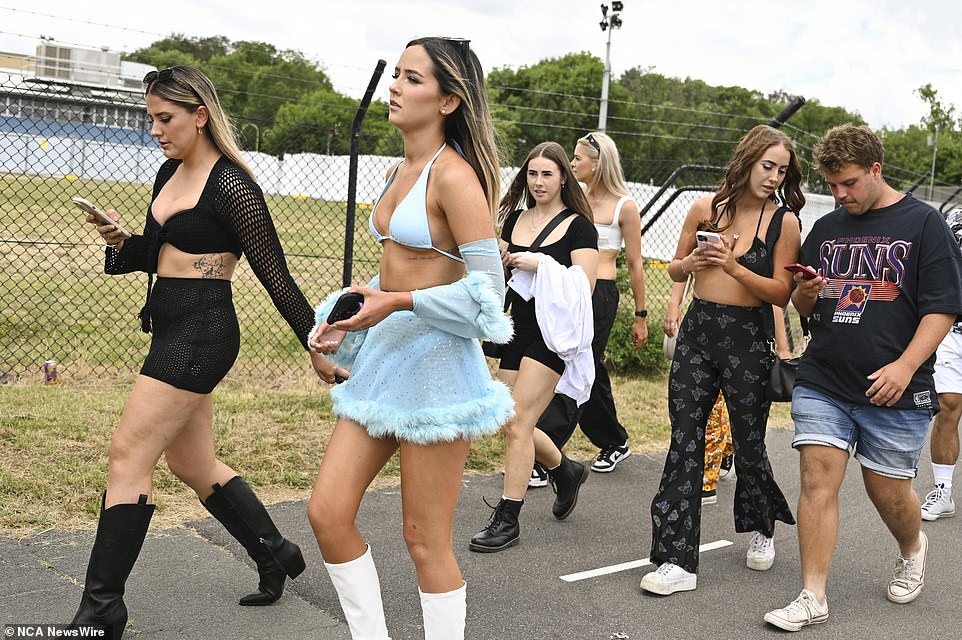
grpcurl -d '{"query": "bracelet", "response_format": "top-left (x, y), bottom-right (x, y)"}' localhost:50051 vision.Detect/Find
top-left (634, 309), bottom-right (648, 318)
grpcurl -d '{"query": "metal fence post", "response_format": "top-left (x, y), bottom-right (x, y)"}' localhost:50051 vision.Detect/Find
top-left (343, 60), bottom-right (386, 288)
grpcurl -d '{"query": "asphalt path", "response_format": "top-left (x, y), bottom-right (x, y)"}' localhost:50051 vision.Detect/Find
top-left (3, 428), bottom-right (961, 639)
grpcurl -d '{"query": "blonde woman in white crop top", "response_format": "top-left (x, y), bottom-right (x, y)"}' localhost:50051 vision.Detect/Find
top-left (534, 131), bottom-right (647, 473)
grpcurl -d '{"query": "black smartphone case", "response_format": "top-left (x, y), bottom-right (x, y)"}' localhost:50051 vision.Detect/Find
top-left (326, 292), bottom-right (364, 324)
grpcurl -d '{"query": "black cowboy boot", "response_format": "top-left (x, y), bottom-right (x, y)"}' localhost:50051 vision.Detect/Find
top-left (468, 497), bottom-right (523, 553)
top-left (69, 493), bottom-right (155, 640)
top-left (201, 476), bottom-right (305, 606)
top-left (547, 456), bottom-right (588, 520)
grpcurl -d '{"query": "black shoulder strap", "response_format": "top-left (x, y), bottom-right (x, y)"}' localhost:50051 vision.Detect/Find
top-left (530, 209), bottom-right (575, 250)
top-left (501, 210), bottom-right (575, 311)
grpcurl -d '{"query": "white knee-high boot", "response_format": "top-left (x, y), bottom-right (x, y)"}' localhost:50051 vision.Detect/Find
top-left (324, 545), bottom-right (391, 640)
top-left (419, 581), bottom-right (466, 640)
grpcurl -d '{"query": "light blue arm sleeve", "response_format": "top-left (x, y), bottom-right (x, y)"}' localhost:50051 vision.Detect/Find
top-left (307, 274), bottom-right (380, 369)
top-left (410, 238), bottom-right (513, 343)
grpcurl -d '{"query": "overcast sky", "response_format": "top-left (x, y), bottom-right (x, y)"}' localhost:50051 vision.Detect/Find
top-left (1, 1), bottom-right (960, 131)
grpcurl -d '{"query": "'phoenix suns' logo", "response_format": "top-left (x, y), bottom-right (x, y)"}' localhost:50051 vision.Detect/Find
top-left (833, 283), bottom-right (871, 324)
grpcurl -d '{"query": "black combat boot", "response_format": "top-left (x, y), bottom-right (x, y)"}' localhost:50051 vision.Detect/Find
top-left (468, 498), bottom-right (523, 553)
top-left (547, 456), bottom-right (588, 520)
top-left (201, 476), bottom-right (306, 606)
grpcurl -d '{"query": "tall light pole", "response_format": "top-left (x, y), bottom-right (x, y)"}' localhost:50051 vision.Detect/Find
top-left (598, 2), bottom-right (623, 132)
top-left (928, 124), bottom-right (940, 201)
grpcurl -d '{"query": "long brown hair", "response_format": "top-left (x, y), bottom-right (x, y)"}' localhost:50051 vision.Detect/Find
top-left (144, 65), bottom-right (255, 180)
top-left (705, 125), bottom-right (805, 232)
top-left (406, 37), bottom-right (501, 224)
top-left (499, 141), bottom-right (593, 223)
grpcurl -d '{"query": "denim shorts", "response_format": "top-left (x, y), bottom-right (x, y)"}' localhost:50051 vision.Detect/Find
top-left (791, 385), bottom-right (934, 479)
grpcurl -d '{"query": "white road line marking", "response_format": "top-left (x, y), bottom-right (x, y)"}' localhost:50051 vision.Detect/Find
top-left (559, 539), bottom-right (734, 582)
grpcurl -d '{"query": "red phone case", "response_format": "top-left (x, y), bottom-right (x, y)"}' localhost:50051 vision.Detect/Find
top-left (785, 263), bottom-right (820, 279)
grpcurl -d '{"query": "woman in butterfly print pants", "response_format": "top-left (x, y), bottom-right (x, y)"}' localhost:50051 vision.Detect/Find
top-left (641, 125), bottom-right (802, 595)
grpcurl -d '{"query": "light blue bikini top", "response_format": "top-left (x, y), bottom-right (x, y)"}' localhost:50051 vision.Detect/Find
top-left (369, 144), bottom-right (464, 263)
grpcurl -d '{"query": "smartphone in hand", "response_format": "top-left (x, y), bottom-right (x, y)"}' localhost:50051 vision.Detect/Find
top-left (72, 197), bottom-right (132, 238)
top-left (313, 292), bottom-right (365, 356)
top-left (784, 263), bottom-right (821, 280)
top-left (696, 230), bottom-right (723, 248)
top-left (326, 292), bottom-right (364, 324)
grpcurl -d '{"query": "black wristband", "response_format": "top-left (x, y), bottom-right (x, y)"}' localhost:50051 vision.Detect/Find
top-left (634, 309), bottom-right (648, 318)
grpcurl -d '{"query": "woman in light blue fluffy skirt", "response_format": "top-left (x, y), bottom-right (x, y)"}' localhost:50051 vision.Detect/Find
top-left (305, 37), bottom-right (513, 640)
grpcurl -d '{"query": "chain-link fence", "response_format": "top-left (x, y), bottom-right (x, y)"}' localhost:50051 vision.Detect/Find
top-left (0, 72), bottom-right (408, 382)
top-left (0, 71), bottom-right (841, 382)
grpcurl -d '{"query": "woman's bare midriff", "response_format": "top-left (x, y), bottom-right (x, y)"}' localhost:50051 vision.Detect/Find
top-left (377, 241), bottom-right (464, 292)
top-left (693, 266), bottom-right (764, 308)
top-left (597, 249), bottom-right (619, 281)
top-left (156, 244), bottom-right (238, 280)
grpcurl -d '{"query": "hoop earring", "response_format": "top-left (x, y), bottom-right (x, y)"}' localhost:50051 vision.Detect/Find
top-left (197, 127), bottom-right (204, 136)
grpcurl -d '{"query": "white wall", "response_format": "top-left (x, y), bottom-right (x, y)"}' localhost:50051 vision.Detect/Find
top-left (3, 131), bottom-right (845, 261)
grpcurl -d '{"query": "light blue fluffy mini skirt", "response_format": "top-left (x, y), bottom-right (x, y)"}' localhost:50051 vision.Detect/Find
top-left (329, 310), bottom-right (514, 445)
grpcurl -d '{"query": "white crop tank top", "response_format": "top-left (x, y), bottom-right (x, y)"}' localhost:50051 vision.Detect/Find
top-left (595, 195), bottom-right (632, 251)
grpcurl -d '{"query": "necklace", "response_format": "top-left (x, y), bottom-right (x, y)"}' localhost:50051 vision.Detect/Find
top-left (527, 209), bottom-right (552, 232)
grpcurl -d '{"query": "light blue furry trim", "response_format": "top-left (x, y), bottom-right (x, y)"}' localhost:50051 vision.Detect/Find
top-left (330, 378), bottom-right (514, 446)
top-left (308, 287), bottom-right (371, 370)
top-left (463, 271), bottom-right (514, 344)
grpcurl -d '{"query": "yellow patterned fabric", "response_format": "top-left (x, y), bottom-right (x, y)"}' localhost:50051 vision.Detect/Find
top-left (702, 392), bottom-right (734, 492)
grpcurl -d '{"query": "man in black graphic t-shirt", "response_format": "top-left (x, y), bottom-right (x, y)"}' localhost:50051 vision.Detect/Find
top-left (764, 125), bottom-right (962, 632)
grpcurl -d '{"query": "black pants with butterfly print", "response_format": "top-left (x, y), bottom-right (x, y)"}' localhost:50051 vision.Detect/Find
top-left (649, 298), bottom-right (795, 574)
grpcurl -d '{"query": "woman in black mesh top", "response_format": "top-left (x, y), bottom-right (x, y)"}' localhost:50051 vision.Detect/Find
top-left (69, 66), bottom-right (327, 636)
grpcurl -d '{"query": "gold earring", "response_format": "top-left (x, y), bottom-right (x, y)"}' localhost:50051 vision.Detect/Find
top-left (197, 127), bottom-right (203, 136)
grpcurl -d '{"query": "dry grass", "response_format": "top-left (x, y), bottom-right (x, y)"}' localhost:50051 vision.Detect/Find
top-left (0, 365), bottom-right (794, 536)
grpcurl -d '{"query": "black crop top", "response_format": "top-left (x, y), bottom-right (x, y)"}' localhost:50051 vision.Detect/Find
top-left (734, 205), bottom-right (798, 278)
top-left (501, 208), bottom-right (598, 328)
top-left (104, 157), bottom-right (315, 349)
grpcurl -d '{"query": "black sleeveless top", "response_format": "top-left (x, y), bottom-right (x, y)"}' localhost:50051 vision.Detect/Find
top-left (104, 157), bottom-right (314, 348)
top-left (501, 208), bottom-right (598, 328)
top-left (734, 204), bottom-right (798, 278)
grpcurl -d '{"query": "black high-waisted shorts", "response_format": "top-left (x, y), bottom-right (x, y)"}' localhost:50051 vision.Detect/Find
top-left (140, 277), bottom-right (240, 394)
top-left (498, 321), bottom-right (565, 375)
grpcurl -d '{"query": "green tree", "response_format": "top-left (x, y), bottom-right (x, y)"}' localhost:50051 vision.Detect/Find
top-left (263, 91), bottom-right (398, 157)
top-left (488, 52), bottom-right (603, 164)
top-left (125, 35), bottom-right (333, 150)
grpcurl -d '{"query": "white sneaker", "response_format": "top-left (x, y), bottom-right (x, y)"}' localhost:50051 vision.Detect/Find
top-left (591, 441), bottom-right (631, 473)
top-left (528, 463), bottom-right (548, 488)
top-left (764, 589), bottom-right (829, 631)
top-left (747, 531), bottom-right (775, 571)
top-left (921, 483), bottom-right (955, 521)
top-left (887, 531), bottom-right (928, 604)
top-left (639, 562), bottom-right (697, 595)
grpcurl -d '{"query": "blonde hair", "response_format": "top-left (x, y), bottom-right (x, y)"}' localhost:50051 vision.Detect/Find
top-left (144, 66), bottom-right (255, 181)
top-left (576, 132), bottom-right (629, 197)
top-left (406, 37), bottom-right (501, 223)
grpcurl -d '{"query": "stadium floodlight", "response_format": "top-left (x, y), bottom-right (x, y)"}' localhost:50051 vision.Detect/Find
top-left (597, 2), bottom-right (624, 131)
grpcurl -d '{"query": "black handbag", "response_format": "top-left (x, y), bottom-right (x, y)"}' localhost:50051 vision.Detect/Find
top-left (766, 355), bottom-right (799, 403)
top-left (481, 209), bottom-right (574, 359)
top-left (765, 313), bottom-right (810, 403)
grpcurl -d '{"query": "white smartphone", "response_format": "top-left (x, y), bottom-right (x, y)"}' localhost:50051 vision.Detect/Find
top-left (71, 197), bottom-right (132, 238)
top-left (695, 230), bottom-right (723, 248)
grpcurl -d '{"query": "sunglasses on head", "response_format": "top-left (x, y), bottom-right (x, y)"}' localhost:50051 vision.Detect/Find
top-left (586, 133), bottom-right (601, 152)
top-left (439, 37), bottom-right (471, 55)
top-left (143, 68), bottom-right (175, 84)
